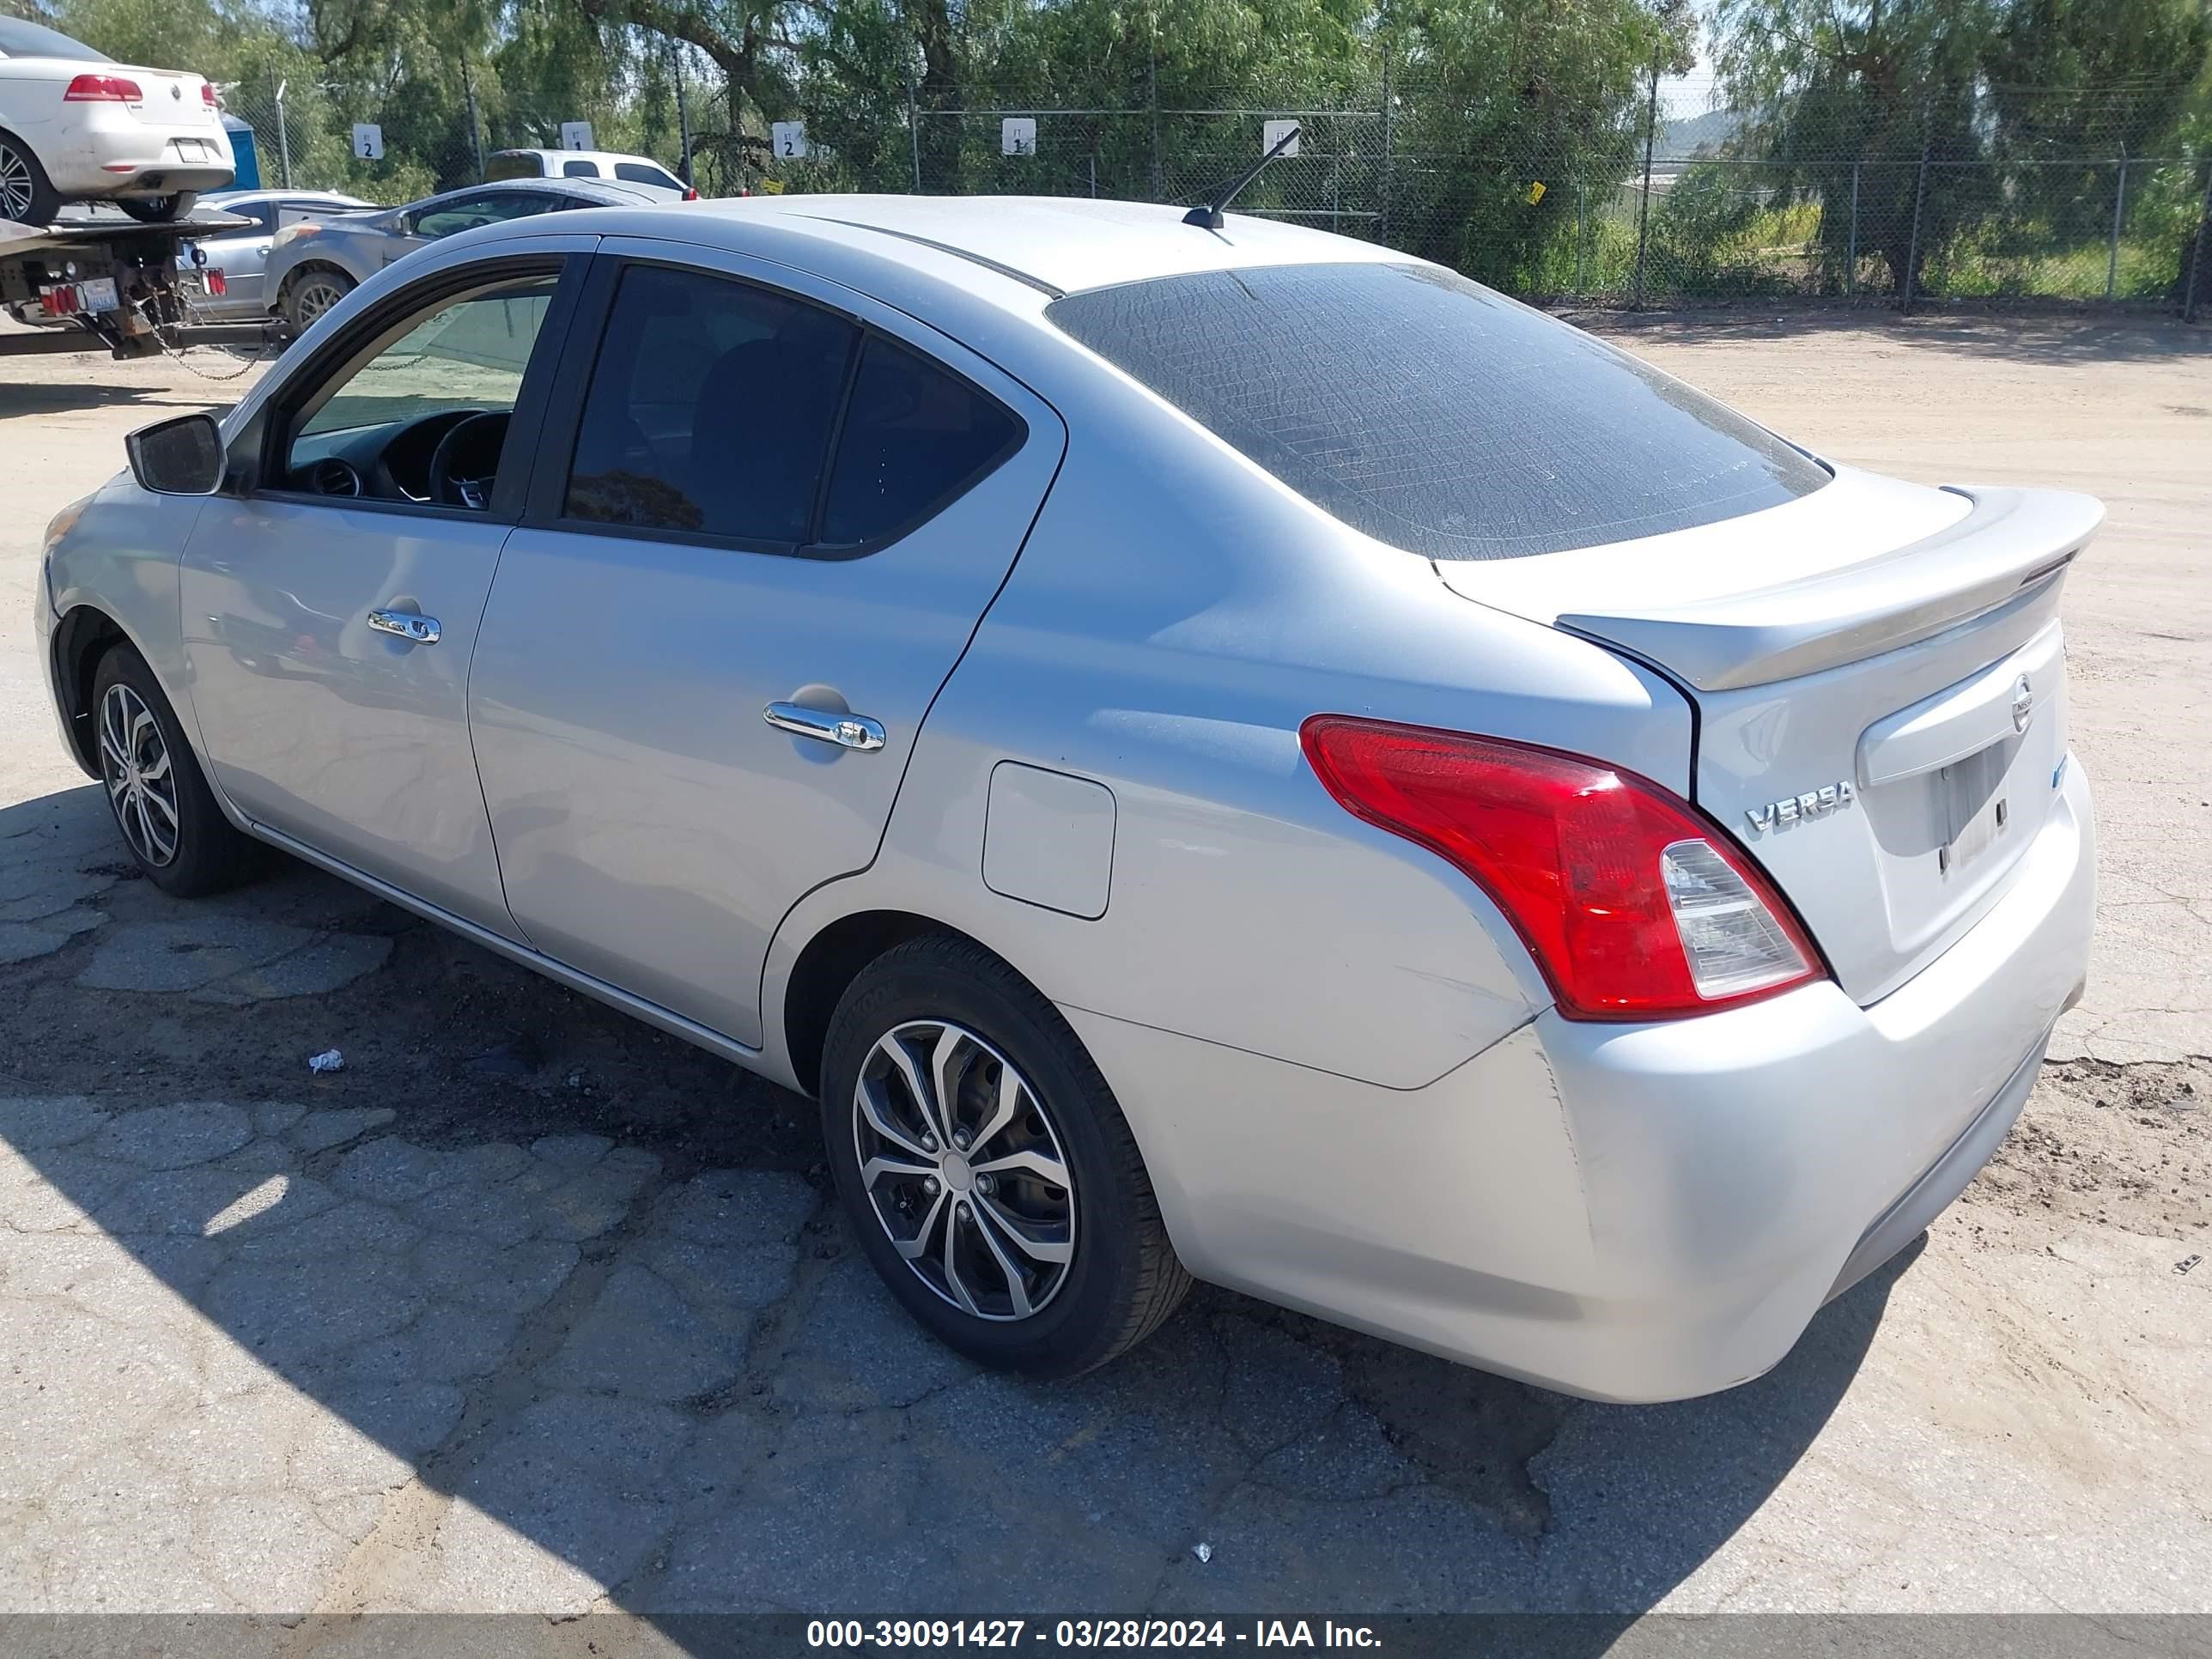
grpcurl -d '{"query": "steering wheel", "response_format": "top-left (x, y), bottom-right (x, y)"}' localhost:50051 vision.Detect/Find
top-left (428, 410), bottom-right (511, 510)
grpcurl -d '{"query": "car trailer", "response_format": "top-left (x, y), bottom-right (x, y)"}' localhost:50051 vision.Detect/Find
top-left (0, 211), bottom-right (280, 359)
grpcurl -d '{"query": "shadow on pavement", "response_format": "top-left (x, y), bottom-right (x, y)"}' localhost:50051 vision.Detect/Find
top-left (0, 782), bottom-right (1897, 1627)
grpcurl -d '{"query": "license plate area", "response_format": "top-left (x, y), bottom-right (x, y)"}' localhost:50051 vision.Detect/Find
top-left (1934, 743), bottom-right (2010, 878)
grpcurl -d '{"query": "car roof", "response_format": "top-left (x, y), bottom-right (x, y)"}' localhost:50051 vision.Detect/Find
top-left (413, 176), bottom-right (673, 210)
top-left (462, 193), bottom-right (1407, 301)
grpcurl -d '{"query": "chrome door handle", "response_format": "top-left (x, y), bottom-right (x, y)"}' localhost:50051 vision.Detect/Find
top-left (764, 702), bottom-right (886, 751)
top-left (367, 609), bottom-right (441, 644)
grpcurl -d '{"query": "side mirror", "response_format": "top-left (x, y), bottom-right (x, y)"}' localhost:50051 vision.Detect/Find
top-left (125, 412), bottom-right (226, 496)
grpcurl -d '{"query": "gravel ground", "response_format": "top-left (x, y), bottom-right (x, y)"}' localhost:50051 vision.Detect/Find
top-left (0, 311), bottom-right (2207, 1642)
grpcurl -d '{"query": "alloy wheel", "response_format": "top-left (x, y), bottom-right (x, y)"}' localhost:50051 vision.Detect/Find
top-left (852, 1019), bottom-right (1077, 1321)
top-left (99, 683), bottom-right (181, 868)
top-left (293, 277), bottom-right (346, 328)
top-left (0, 144), bottom-right (33, 222)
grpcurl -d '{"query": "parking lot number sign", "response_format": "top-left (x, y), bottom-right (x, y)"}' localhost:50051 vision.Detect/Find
top-left (772, 121), bottom-right (807, 161)
top-left (350, 123), bottom-right (384, 161)
top-left (561, 121), bottom-right (594, 151)
top-left (1262, 119), bottom-right (1302, 158)
top-left (1002, 118), bottom-right (1037, 156)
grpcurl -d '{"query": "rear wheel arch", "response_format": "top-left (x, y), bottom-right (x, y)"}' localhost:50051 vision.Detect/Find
top-left (781, 908), bottom-right (963, 1098)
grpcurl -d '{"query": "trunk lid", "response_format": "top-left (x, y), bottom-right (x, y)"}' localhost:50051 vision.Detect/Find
top-left (109, 65), bottom-right (219, 129)
top-left (1434, 467), bottom-right (2101, 1004)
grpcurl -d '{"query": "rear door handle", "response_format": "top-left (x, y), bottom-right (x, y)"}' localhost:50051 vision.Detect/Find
top-left (764, 702), bottom-right (885, 751)
top-left (368, 609), bottom-right (441, 644)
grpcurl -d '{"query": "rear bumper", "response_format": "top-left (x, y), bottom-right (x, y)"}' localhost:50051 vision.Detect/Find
top-left (41, 111), bottom-right (234, 198)
top-left (1071, 755), bottom-right (2095, 1403)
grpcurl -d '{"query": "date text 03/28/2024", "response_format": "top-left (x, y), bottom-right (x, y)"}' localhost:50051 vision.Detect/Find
top-left (805, 1620), bottom-right (1384, 1649)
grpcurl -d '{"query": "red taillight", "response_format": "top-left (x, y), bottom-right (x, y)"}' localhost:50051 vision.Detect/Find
top-left (206, 270), bottom-right (227, 295)
top-left (64, 73), bottom-right (144, 102)
top-left (201, 82), bottom-right (218, 107)
top-left (684, 186), bottom-right (700, 201)
top-left (1299, 715), bottom-right (1824, 1021)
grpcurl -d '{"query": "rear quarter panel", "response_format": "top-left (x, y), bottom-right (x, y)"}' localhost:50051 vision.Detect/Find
top-left (766, 357), bottom-right (1695, 1091)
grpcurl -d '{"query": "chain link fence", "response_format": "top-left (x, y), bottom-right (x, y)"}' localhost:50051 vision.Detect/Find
top-left (210, 64), bottom-right (2212, 318)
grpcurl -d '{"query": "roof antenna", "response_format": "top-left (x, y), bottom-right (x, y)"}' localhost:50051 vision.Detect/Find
top-left (1182, 124), bottom-right (1300, 231)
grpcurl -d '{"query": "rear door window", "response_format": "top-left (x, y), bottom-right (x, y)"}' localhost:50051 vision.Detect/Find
top-left (563, 264), bottom-right (858, 544)
top-left (1046, 262), bottom-right (1827, 561)
top-left (562, 158), bottom-right (600, 179)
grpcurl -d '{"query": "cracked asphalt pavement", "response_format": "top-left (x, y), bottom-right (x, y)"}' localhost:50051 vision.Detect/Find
top-left (1, 315), bottom-right (2208, 1632)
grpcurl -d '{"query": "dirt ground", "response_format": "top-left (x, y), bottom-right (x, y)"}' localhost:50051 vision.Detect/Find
top-left (0, 309), bottom-right (2208, 1638)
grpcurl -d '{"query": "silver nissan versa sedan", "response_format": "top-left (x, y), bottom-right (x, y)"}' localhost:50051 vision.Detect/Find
top-left (34, 197), bottom-right (2099, 1401)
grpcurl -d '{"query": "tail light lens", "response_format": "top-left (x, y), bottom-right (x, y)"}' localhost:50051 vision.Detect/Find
top-left (64, 73), bottom-right (144, 102)
top-left (1299, 716), bottom-right (1824, 1021)
top-left (683, 186), bottom-right (700, 201)
top-left (201, 82), bottom-right (218, 107)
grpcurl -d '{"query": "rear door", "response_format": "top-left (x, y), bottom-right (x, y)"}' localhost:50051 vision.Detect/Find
top-left (468, 240), bottom-right (1066, 1048)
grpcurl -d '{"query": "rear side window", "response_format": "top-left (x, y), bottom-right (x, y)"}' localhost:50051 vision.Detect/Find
top-left (565, 264), bottom-right (859, 544)
top-left (1046, 262), bottom-right (1826, 561)
top-left (615, 162), bottom-right (684, 191)
top-left (819, 336), bottom-right (1022, 546)
top-left (562, 158), bottom-right (600, 179)
top-left (562, 263), bottom-right (1024, 552)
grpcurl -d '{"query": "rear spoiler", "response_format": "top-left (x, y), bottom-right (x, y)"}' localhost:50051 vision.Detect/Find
top-left (1557, 486), bottom-right (2103, 692)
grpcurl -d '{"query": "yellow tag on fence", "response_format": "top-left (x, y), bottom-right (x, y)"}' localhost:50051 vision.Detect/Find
top-left (759, 178), bottom-right (786, 195)
top-left (1525, 180), bottom-right (1547, 205)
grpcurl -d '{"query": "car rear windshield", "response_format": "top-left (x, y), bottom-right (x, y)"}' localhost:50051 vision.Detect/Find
top-left (1045, 261), bottom-right (1828, 561)
top-left (0, 15), bottom-right (106, 58)
top-left (485, 153), bottom-right (549, 180)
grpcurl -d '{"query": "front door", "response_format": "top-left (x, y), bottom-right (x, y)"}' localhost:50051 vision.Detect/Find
top-left (468, 241), bottom-right (1065, 1047)
top-left (180, 245), bottom-right (587, 937)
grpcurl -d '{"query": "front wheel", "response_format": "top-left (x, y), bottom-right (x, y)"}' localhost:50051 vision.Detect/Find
top-left (118, 191), bottom-right (198, 224)
top-left (819, 935), bottom-right (1192, 1378)
top-left (92, 644), bottom-right (261, 897)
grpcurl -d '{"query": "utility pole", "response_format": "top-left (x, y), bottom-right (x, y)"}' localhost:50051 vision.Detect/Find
top-left (275, 76), bottom-right (293, 189)
top-left (459, 52), bottom-right (486, 181)
top-left (672, 38), bottom-right (694, 186)
top-left (1903, 94), bottom-right (1933, 311)
top-left (1631, 54), bottom-right (1659, 307)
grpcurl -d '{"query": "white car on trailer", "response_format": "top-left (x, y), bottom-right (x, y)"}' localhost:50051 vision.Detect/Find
top-left (0, 15), bottom-right (232, 226)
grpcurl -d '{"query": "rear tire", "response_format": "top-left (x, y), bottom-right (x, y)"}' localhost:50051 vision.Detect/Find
top-left (283, 264), bottom-right (355, 334)
top-left (0, 130), bottom-right (60, 226)
top-left (118, 191), bottom-right (198, 224)
top-left (819, 934), bottom-right (1192, 1378)
top-left (91, 643), bottom-right (261, 898)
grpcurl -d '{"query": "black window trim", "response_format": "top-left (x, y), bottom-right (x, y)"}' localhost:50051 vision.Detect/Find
top-left (243, 251), bottom-right (587, 526)
top-left (524, 252), bottom-right (1029, 563)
